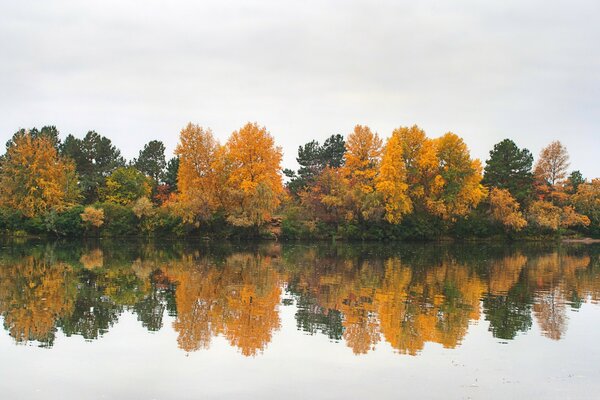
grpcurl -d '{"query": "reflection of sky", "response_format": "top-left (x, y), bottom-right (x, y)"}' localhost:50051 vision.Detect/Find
top-left (1, 0), bottom-right (599, 177)
top-left (1, 302), bottom-right (599, 399)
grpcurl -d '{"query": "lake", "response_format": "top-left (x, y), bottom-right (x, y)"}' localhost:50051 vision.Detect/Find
top-left (0, 240), bottom-right (599, 399)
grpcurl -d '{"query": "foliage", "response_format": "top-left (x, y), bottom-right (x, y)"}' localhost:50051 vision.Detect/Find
top-left (483, 139), bottom-right (534, 204)
top-left (133, 140), bottom-right (166, 183)
top-left (60, 131), bottom-right (126, 203)
top-left (534, 140), bottom-right (570, 187)
top-left (100, 167), bottom-right (151, 205)
top-left (488, 188), bottom-right (527, 232)
top-left (0, 131), bottom-right (79, 217)
top-left (224, 122), bottom-right (283, 227)
top-left (81, 206), bottom-right (105, 228)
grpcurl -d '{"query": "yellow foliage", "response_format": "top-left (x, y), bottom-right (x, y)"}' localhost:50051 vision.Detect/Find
top-left (0, 132), bottom-right (79, 217)
top-left (488, 188), bottom-right (527, 231)
top-left (427, 132), bottom-right (486, 220)
top-left (174, 123), bottom-right (221, 222)
top-left (224, 122), bottom-right (283, 227)
top-left (376, 132), bottom-right (411, 223)
top-left (81, 206), bottom-right (104, 228)
top-left (527, 200), bottom-right (561, 231)
top-left (343, 125), bottom-right (382, 193)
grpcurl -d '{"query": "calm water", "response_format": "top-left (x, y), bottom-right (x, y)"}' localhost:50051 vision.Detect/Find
top-left (1, 240), bottom-right (599, 399)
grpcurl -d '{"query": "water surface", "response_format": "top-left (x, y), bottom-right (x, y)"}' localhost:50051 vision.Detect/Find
top-left (1, 240), bottom-right (599, 399)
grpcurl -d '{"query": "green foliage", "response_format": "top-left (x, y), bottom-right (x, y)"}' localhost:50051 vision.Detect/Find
top-left (100, 167), bottom-right (151, 205)
top-left (60, 131), bottom-right (126, 203)
top-left (286, 134), bottom-right (346, 195)
top-left (163, 157), bottom-right (179, 191)
top-left (483, 139), bottom-right (534, 204)
top-left (98, 202), bottom-right (138, 236)
top-left (133, 140), bottom-right (166, 183)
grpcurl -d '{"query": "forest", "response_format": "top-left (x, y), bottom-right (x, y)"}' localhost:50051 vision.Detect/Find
top-left (0, 123), bottom-right (598, 240)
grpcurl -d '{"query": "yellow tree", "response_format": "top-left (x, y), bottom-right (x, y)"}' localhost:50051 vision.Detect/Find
top-left (0, 131), bottom-right (79, 217)
top-left (376, 133), bottom-right (411, 223)
top-left (344, 125), bottom-right (382, 193)
top-left (224, 122), bottom-right (283, 228)
top-left (343, 125), bottom-right (383, 221)
top-left (174, 123), bottom-right (221, 222)
top-left (488, 188), bottom-right (527, 232)
top-left (376, 125), bottom-right (438, 223)
top-left (534, 140), bottom-right (570, 186)
top-left (427, 132), bottom-right (486, 220)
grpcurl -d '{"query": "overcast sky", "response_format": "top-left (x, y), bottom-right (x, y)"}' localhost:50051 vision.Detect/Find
top-left (1, 0), bottom-right (599, 176)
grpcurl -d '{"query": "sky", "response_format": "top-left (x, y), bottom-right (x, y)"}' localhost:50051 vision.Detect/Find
top-left (1, 0), bottom-right (599, 177)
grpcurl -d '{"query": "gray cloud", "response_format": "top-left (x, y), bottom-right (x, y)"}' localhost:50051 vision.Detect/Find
top-left (1, 0), bottom-right (599, 176)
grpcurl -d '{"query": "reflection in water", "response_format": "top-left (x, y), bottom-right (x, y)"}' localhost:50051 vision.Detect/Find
top-left (0, 241), bottom-right (599, 356)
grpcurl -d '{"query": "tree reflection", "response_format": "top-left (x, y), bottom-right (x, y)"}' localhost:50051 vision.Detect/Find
top-left (0, 241), bottom-right (599, 356)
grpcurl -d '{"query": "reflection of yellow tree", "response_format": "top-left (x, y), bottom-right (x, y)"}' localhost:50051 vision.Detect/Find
top-left (0, 257), bottom-right (75, 344)
top-left (165, 251), bottom-right (281, 356)
top-left (528, 253), bottom-right (591, 340)
top-left (80, 249), bottom-right (104, 269)
top-left (488, 254), bottom-right (528, 295)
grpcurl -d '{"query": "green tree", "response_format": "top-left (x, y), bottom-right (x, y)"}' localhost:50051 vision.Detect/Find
top-left (483, 139), bottom-right (534, 204)
top-left (321, 134), bottom-right (346, 168)
top-left (100, 167), bottom-right (151, 205)
top-left (285, 135), bottom-right (346, 196)
top-left (566, 170), bottom-right (585, 194)
top-left (60, 131), bottom-right (126, 203)
top-left (163, 157), bottom-right (179, 192)
top-left (133, 140), bottom-right (166, 183)
top-left (5, 126), bottom-right (61, 150)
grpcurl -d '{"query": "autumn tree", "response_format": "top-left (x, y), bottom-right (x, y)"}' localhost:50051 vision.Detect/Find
top-left (376, 132), bottom-right (411, 223)
top-left (343, 125), bottom-right (382, 193)
top-left (342, 125), bottom-right (383, 221)
top-left (224, 122), bottom-right (283, 228)
top-left (534, 140), bottom-right (570, 187)
top-left (81, 206), bottom-right (104, 228)
top-left (173, 123), bottom-right (221, 223)
top-left (427, 133), bottom-right (486, 220)
top-left (60, 131), bottom-right (125, 203)
top-left (488, 188), bottom-right (527, 232)
top-left (133, 140), bottom-right (166, 183)
top-left (483, 139), bottom-right (534, 204)
top-left (571, 179), bottom-right (600, 233)
top-left (0, 131), bottom-right (79, 217)
top-left (376, 125), bottom-right (438, 223)
top-left (99, 166), bottom-right (152, 205)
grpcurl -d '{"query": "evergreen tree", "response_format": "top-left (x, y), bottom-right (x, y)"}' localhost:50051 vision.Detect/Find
top-left (483, 139), bottom-right (534, 204)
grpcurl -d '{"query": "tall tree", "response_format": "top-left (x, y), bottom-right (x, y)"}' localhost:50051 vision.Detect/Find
top-left (343, 125), bottom-right (383, 222)
top-left (0, 131), bottom-right (79, 217)
top-left (343, 125), bottom-right (382, 192)
top-left (534, 140), bottom-right (570, 186)
top-left (483, 139), bottom-right (534, 204)
top-left (376, 132), bottom-right (411, 223)
top-left (173, 123), bottom-right (220, 223)
top-left (224, 122), bottom-right (283, 228)
top-left (60, 131), bottom-right (125, 203)
top-left (427, 133), bottom-right (486, 220)
top-left (133, 140), bottom-right (166, 183)
top-left (321, 134), bottom-right (346, 168)
top-left (163, 157), bottom-right (179, 191)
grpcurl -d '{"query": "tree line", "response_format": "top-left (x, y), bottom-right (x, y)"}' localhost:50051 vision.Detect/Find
top-left (0, 123), bottom-right (598, 239)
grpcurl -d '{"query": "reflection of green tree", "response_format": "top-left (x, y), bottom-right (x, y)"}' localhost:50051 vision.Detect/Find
top-left (58, 270), bottom-right (123, 340)
top-left (293, 296), bottom-right (344, 341)
top-left (483, 281), bottom-right (533, 340)
top-left (134, 270), bottom-right (176, 332)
